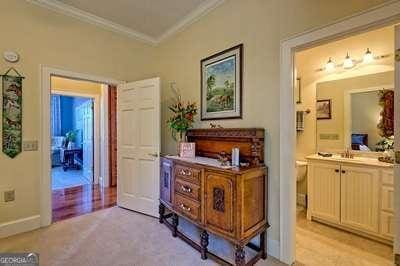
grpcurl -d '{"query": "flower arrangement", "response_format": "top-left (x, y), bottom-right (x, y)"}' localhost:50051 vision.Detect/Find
top-left (167, 95), bottom-right (197, 142)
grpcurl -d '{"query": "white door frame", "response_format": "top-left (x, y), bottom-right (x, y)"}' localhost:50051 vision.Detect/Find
top-left (40, 66), bottom-right (123, 226)
top-left (51, 89), bottom-right (100, 184)
top-left (279, 2), bottom-right (400, 264)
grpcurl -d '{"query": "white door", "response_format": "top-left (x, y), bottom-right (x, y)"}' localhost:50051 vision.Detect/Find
top-left (75, 100), bottom-right (94, 182)
top-left (394, 25), bottom-right (400, 258)
top-left (117, 77), bottom-right (160, 217)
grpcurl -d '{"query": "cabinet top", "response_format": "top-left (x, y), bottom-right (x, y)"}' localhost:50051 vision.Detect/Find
top-left (186, 128), bottom-right (265, 166)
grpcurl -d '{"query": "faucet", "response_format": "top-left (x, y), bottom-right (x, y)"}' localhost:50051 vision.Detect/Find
top-left (341, 148), bottom-right (354, 159)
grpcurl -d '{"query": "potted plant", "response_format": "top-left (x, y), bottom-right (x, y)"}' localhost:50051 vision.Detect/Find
top-left (167, 93), bottom-right (197, 156)
top-left (65, 130), bottom-right (77, 149)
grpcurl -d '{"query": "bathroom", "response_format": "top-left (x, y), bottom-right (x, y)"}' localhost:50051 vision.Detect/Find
top-left (294, 24), bottom-right (395, 265)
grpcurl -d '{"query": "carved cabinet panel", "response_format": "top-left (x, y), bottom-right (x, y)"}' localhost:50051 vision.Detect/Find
top-left (160, 158), bottom-right (173, 206)
top-left (204, 171), bottom-right (235, 237)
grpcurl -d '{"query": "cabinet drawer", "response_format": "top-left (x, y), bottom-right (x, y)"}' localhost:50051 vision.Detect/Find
top-left (175, 179), bottom-right (200, 202)
top-left (175, 164), bottom-right (201, 184)
top-left (380, 211), bottom-right (394, 239)
top-left (381, 170), bottom-right (393, 186)
top-left (174, 194), bottom-right (201, 222)
top-left (381, 185), bottom-right (394, 213)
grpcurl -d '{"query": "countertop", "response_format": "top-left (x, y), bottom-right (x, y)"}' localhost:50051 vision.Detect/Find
top-left (306, 154), bottom-right (393, 168)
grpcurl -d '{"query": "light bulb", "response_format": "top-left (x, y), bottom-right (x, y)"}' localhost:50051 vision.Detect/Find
top-left (363, 48), bottom-right (374, 64)
top-left (325, 57), bottom-right (335, 72)
top-left (343, 53), bottom-right (354, 69)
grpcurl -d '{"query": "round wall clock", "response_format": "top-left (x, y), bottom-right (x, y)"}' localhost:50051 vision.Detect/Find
top-left (3, 51), bottom-right (19, 63)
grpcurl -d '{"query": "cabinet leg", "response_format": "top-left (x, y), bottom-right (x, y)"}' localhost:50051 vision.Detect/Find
top-left (235, 245), bottom-right (246, 266)
top-left (158, 203), bottom-right (165, 224)
top-left (200, 230), bottom-right (209, 260)
top-left (172, 213), bottom-right (179, 237)
top-left (260, 231), bottom-right (267, 260)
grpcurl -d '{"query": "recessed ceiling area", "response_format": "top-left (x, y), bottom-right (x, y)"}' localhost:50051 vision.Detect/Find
top-left (30, 0), bottom-right (225, 44)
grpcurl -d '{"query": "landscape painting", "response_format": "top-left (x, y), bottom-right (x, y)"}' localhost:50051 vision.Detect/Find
top-left (316, 99), bottom-right (331, 120)
top-left (201, 44), bottom-right (242, 120)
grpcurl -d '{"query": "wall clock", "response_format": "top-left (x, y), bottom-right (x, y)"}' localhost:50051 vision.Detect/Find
top-left (3, 51), bottom-right (19, 63)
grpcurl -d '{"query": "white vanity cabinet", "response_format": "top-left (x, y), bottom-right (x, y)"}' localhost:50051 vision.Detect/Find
top-left (307, 157), bottom-right (394, 243)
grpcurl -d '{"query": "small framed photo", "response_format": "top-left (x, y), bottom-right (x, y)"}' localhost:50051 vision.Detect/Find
top-left (316, 99), bottom-right (331, 120)
top-left (201, 44), bottom-right (243, 120)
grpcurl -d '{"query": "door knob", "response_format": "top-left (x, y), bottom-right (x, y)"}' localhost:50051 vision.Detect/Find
top-left (148, 152), bottom-right (159, 157)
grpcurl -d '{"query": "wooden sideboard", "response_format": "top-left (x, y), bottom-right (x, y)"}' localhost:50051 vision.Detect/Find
top-left (159, 128), bottom-right (268, 266)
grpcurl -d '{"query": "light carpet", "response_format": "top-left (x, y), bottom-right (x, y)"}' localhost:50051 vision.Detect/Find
top-left (0, 207), bottom-right (283, 266)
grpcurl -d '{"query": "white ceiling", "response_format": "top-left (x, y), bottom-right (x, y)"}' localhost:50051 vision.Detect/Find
top-left (28, 0), bottom-right (225, 44)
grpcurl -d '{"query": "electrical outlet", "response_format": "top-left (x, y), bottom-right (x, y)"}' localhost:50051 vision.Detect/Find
top-left (4, 190), bottom-right (15, 202)
top-left (23, 140), bottom-right (38, 151)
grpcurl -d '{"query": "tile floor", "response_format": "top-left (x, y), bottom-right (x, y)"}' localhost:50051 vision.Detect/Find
top-left (296, 207), bottom-right (393, 266)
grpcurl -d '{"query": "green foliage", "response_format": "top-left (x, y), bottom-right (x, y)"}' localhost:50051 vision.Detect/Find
top-left (375, 136), bottom-right (394, 152)
top-left (65, 130), bottom-right (77, 143)
top-left (167, 96), bottom-right (197, 141)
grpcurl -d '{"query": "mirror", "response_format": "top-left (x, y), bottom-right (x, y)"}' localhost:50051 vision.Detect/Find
top-left (316, 71), bottom-right (394, 152)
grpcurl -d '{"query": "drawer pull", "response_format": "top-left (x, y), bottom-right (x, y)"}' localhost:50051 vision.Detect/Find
top-left (181, 185), bottom-right (192, 193)
top-left (335, 169), bottom-right (339, 173)
top-left (179, 203), bottom-right (191, 212)
top-left (179, 169), bottom-right (192, 176)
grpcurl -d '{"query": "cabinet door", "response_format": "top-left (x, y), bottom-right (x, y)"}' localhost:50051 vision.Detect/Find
top-left (340, 165), bottom-right (379, 233)
top-left (160, 158), bottom-right (172, 206)
top-left (380, 211), bottom-right (395, 239)
top-left (309, 162), bottom-right (341, 223)
top-left (204, 171), bottom-right (235, 237)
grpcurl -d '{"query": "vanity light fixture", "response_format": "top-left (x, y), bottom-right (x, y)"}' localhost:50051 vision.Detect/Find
top-left (325, 57), bottom-right (335, 72)
top-left (343, 52), bottom-right (354, 69)
top-left (363, 48), bottom-right (374, 64)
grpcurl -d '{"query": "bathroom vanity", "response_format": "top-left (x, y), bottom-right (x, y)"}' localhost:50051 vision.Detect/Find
top-left (159, 128), bottom-right (268, 266)
top-left (306, 154), bottom-right (394, 244)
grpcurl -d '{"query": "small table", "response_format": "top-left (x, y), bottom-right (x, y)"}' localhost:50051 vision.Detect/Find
top-left (62, 148), bottom-right (82, 171)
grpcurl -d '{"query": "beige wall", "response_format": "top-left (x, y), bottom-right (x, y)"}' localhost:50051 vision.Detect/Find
top-left (351, 91), bottom-right (382, 151)
top-left (0, 0), bottom-right (392, 247)
top-left (0, 0), bottom-right (156, 224)
top-left (153, 0), bottom-right (391, 241)
top-left (51, 76), bottom-right (102, 95)
top-left (316, 72), bottom-right (393, 151)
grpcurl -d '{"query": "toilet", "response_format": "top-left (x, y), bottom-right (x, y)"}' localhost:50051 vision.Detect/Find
top-left (296, 161), bottom-right (307, 182)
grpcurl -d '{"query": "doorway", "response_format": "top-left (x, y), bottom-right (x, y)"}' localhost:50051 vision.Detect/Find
top-left (50, 94), bottom-right (94, 190)
top-left (47, 75), bottom-right (118, 222)
top-left (294, 25), bottom-right (394, 265)
top-left (279, 2), bottom-right (400, 264)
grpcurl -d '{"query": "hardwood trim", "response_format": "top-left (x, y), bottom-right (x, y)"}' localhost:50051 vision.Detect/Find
top-left (108, 85), bottom-right (117, 187)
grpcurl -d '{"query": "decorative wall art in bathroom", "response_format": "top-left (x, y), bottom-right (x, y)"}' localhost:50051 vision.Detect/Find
top-left (1, 67), bottom-right (24, 158)
top-left (316, 99), bottom-right (331, 120)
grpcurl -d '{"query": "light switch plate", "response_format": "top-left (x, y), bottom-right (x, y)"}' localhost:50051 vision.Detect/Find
top-left (23, 140), bottom-right (38, 151)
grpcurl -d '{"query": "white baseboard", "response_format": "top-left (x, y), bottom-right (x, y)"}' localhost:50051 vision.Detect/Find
top-left (267, 238), bottom-right (280, 260)
top-left (0, 215), bottom-right (41, 239)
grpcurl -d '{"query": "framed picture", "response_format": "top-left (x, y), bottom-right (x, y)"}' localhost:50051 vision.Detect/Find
top-left (201, 44), bottom-right (243, 120)
top-left (316, 99), bottom-right (331, 120)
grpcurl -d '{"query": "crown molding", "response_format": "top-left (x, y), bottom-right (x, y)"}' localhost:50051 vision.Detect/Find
top-left (25, 0), bottom-right (226, 45)
top-left (26, 0), bottom-right (158, 45)
top-left (156, 0), bottom-right (226, 43)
